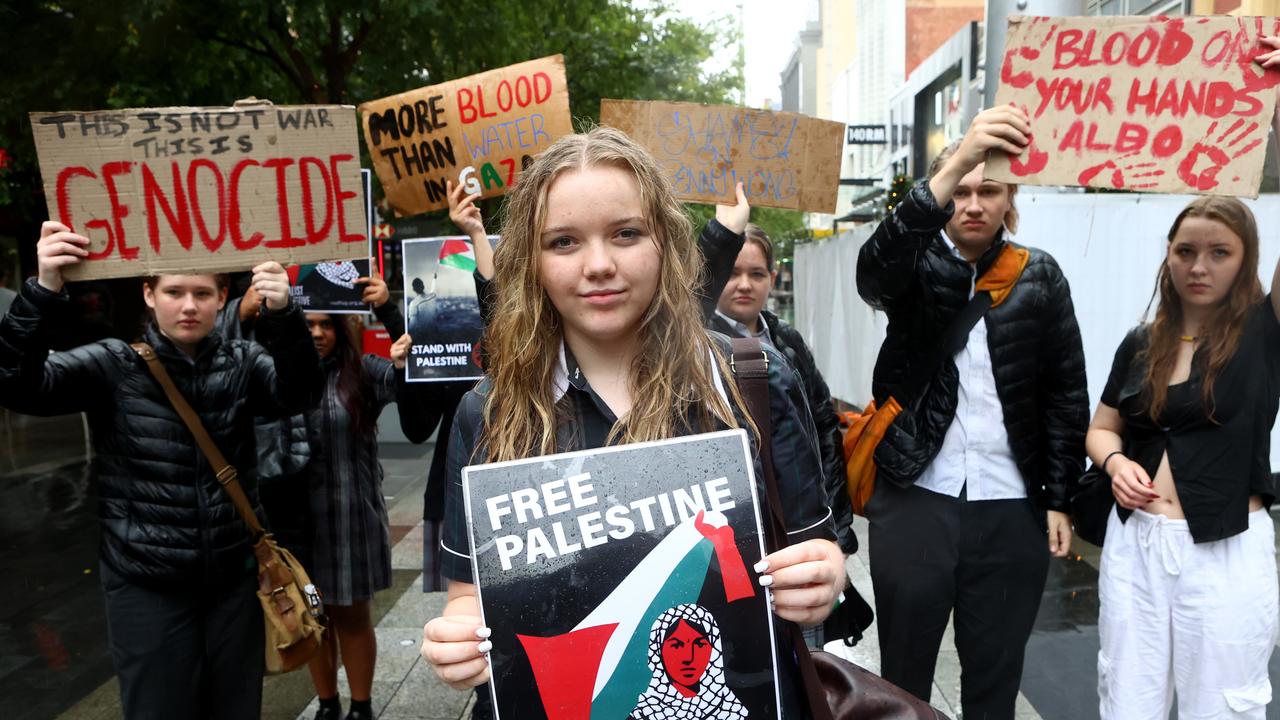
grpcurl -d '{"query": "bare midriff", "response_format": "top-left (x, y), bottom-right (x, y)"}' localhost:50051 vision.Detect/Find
top-left (1141, 450), bottom-right (1263, 518)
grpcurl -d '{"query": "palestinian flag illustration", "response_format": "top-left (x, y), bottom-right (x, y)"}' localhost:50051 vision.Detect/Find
top-left (463, 430), bottom-right (780, 720)
top-left (518, 510), bottom-right (754, 719)
top-left (283, 258), bottom-right (371, 313)
top-left (437, 238), bottom-right (477, 273)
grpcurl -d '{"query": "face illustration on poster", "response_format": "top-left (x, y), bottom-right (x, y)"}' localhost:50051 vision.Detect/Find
top-left (630, 604), bottom-right (748, 720)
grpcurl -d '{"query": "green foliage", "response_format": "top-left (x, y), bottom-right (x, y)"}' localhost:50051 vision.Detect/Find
top-left (883, 173), bottom-right (913, 217)
top-left (683, 203), bottom-right (809, 265)
top-left (0, 0), bottom-right (741, 224)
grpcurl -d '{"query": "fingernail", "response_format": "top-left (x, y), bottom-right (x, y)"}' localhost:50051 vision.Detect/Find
top-left (753, 559), bottom-right (769, 573)
top-left (758, 574), bottom-right (774, 587)
top-left (476, 627), bottom-right (491, 639)
top-left (477, 640), bottom-right (492, 653)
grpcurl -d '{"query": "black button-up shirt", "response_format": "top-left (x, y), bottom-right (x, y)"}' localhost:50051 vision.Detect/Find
top-left (1102, 299), bottom-right (1280, 543)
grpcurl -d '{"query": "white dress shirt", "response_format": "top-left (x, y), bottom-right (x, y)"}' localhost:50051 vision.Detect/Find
top-left (915, 234), bottom-right (1027, 501)
top-left (714, 310), bottom-right (775, 349)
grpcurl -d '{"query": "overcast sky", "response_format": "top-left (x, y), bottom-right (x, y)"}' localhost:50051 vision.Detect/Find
top-left (666, 0), bottom-right (808, 106)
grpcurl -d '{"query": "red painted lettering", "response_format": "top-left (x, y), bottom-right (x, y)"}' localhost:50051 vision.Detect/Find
top-left (1127, 27), bottom-right (1159, 67)
top-left (1201, 30), bottom-right (1233, 66)
top-left (1151, 125), bottom-right (1182, 158)
top-left (1085, 124), bottom-right (1111, 152)
top-left (496, 80), bottom-right (513, 113)
top-left (100, 162), bottom-right (138, 261)
top-left (298, 157), bottom-right (334, 244)
top-left (141, 162), bottom-right (192, 253)
top-left (1114, 123), bottom-right (1149, 153)
top-left (1058, 120), bottom-right (1085, 154)
top-left (1156, 20), bottom-right (1192, 66)
top-left (1102, 32), bottom-right (1130, 65)
top-left (55, 166), bottom-right (95, 235)
top-left (187, 159), bottom-right (227, 253)
top-left (263, 158), bottom-right (302, 249)
top-left (475, 88), bottom-right (497, 121)
top-left (533, 72), bottom-right (552, 104)
top-left (329, 154), bottom-right (364, 244)
top-left (1054, 29), bottom-right (1091, 70)
top-left (457, 88), bottom-right (477, 124)
top-left (515, 75), bottom-right (532, 106)
top-left (229, 159), bottom-right (264, 250)
top-left (1127, 78), bottom-right (1159, 116)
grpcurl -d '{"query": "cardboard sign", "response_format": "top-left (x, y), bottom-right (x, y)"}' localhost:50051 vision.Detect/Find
top-left (987, 15), bottom-right (1280, 197)
top-left (463, 430), bottom-right (779, 720)
top-left (402, 236), bottom-right (496, 382)
top-left (287, 169), bottom-right (375, 314)
top-left (600, 99), bottom-right (845, 213)
top-left (30, 104), bottom-right (368, 281)
top-left (360, 55), bottom-right (572, 217)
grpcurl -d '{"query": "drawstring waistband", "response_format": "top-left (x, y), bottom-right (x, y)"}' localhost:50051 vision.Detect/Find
top-left (1134, 510), bottom-right (1188, 576)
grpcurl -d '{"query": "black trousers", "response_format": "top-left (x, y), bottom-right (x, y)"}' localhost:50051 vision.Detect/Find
top-left (101, 561), bottom-right (264, 720)
top-left (867, 482), bottom-right (1049, 720)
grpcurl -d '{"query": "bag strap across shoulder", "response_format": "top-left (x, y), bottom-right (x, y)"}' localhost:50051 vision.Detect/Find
top-left (131, 343), bottom-right (266, 539)
top-left (728, 336), bottom-right (836, 720)
top-left (901, 244), bottom-right (1030, 402)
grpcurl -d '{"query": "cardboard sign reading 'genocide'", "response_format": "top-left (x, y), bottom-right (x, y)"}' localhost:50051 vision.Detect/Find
top-left (987, 15), bottom-right (1280, 197)
top-left (360, 55), bottom-right (572, 217)
top-left (463, 430), bottom-right (780, 720)
top-left (30, 104), bottom-right (368, 281)
top-left (600, 99), bottom-right (845, 213)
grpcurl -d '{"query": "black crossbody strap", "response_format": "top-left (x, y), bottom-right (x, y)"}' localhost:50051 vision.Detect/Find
top-left (728, 336), bottom-right (836, 720)
top-left (131, 343), bottom-right (266, 540)
top-left (902, 289), bottom-right (994, 401)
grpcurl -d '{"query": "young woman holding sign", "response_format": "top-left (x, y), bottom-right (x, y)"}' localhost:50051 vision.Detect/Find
top-left (1082, 46), bottom-right (1280, 720)
top-left (300, 298), bottom-right (439, 720)
top-left (0, 222), bottom-right (322, 720)
top-left (419, 127), bottom-right (845, 719)
top-left (1086, 196), bottom-right (1280, 719)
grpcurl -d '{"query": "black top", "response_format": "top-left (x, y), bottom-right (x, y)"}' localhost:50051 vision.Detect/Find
top-left (1101, 298), bottom-right (1280, 543)
top-left (440, 335), bottom-right (834, 720)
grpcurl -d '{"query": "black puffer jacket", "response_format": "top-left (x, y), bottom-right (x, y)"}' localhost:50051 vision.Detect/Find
top-left (856, 182), bottom-right (1088, 515)
top-left (700, 219), bottom-right (857, 554)
top-left (0, 279), bottom-right (322, 589)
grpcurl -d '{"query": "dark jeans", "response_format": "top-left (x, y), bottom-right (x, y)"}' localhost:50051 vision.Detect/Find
top-left (868, 482), bottom-right (1049, 720)
top-left (101, 561), bottom-right (264, 720)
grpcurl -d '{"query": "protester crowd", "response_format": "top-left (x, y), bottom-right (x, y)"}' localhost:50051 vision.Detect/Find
top-left (3, 35), bottom-right (1280, 720)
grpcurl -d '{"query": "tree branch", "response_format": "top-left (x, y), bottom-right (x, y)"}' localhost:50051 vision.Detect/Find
top-left (265, 4), bottom-right (321, 101)
top-left (203, 30), bottom-right (310, 97)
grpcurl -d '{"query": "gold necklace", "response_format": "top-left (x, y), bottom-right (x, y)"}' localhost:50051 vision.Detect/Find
top-left (1180, 335), bottom-right (1198, 342)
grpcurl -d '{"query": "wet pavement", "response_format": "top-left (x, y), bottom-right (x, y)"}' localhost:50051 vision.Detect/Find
top-left (5, 410), bottom-right (1280, 719)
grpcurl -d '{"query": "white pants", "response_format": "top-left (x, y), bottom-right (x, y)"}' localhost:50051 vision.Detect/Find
top-left (1098, 507), bottom-right (1279, 719)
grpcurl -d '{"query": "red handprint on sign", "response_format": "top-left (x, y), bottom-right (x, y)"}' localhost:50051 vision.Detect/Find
top-left (1176, 119), bottom-right (1263, 192)
top-left (1006, 104), bottom-right (1048, 177)
top-left (1078, 152), bottom-right (1166, 190)
top-left (1000, 18), bottom-right (1058, 91)
top-left (1237, 17), bottom-right (1280, 94)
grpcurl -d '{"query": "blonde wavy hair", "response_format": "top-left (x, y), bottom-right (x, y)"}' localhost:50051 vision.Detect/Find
top-left (480, 126), bottom-right (750, 462)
